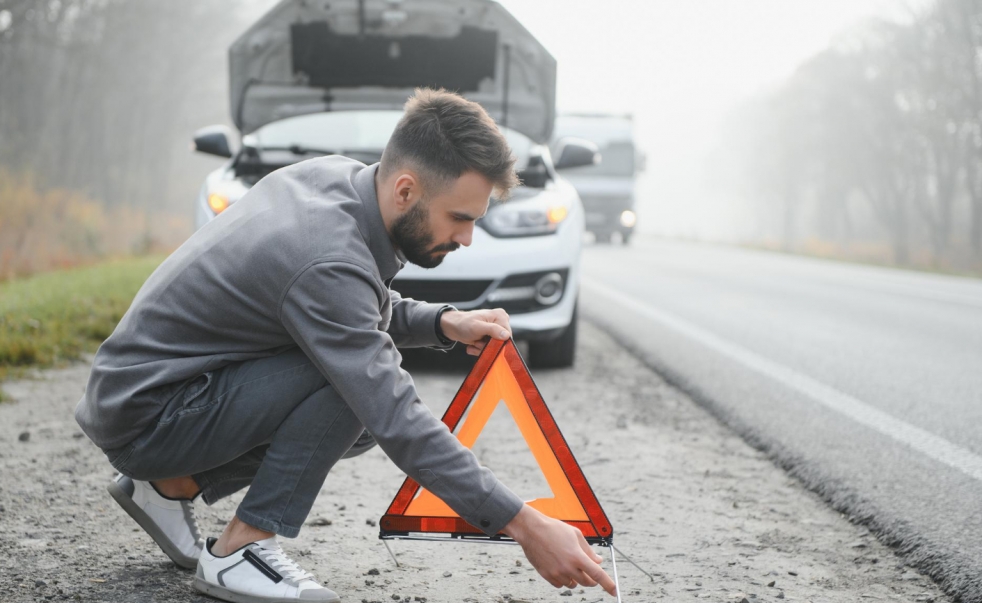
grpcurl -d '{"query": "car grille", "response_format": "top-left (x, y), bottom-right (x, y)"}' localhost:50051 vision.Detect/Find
top-left (390, 279), bottom-right (493, 305)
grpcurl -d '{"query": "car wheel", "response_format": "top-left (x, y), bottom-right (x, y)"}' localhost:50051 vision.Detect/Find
top-left (594, 232), bottom-right (612, 244)
top-left (528, 303), bottom-right (578, 369)
top-left (621, 231), bottom-right (632, 245)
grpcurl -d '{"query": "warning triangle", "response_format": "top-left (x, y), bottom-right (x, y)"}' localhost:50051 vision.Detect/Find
top-left (379, 338), bottom-right (613, 544)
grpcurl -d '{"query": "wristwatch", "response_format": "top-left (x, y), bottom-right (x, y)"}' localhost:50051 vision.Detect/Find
top-left (434, 304), bottom-right (457, 347)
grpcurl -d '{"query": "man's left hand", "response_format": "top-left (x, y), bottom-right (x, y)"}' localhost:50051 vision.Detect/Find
top-left (440, 308), bottom-right (512, 356)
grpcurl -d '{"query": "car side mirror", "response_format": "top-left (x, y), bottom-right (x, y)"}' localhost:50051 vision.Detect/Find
top-left (192, 125), bottom-right (237, 158)
top-left (553, 137), bottom-right (601, 171)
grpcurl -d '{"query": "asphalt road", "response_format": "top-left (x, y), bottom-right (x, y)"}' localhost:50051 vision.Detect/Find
top-left (579, 237), bottom-right (982, 603)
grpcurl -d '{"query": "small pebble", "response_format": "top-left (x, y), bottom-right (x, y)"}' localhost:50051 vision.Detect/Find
top-left (19, 432), bottom-right (30, 442)
top-left (35, 579), bottom-right (46, 588)
top-left (391, 595), bottom-right (400, 601)
top-left (560, 590), bottom-right (572, 597)
top-left (777, 593), bottom-right (785, 600)
top-left (767, 581), bottom-right (776, 587)
top-left (787, 571), bottom-right (798, 576)
top-left (442, 571), bottom-right (452, 578)
top-left (366, 519), bottom-right (376, 526)
top-left (367, 568), bottom-right (380, 575)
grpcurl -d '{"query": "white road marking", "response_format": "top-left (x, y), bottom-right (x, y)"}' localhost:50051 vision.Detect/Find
top-left (582, 277), bottom-right (982, 483)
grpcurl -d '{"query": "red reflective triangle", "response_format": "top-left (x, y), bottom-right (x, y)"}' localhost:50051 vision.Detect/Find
top-left (379, 338), bottom-right (613, 544)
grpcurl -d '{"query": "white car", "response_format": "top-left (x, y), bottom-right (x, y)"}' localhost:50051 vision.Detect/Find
top-left (190, 0), bottom-right (598, 367)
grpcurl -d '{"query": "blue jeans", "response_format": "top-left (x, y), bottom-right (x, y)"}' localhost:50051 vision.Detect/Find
top-left (105, 347), bottom-right (376, 538)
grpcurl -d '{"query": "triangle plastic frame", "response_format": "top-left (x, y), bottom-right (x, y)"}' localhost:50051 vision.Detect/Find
top-left (378, 338), bottom-right (613, 545)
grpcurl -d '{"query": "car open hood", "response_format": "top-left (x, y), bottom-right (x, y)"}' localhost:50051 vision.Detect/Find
top-left (229, 0), bottom-right (557, 143)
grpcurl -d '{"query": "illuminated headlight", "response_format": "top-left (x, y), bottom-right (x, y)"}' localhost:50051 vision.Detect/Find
top-left (208, 193), bottom-right (230, 214)
top-left (205, 180), bottom-right (249, 216)
top-left (620, 210), bottom-right (637, 228)
top-left (479, 194), bottom-right (570, 237)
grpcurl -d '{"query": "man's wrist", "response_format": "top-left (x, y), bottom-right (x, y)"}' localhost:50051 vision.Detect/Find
top-left (501, 504), bottom-right (536, 543)
top-left (434, 305), bottom-right (457, 345)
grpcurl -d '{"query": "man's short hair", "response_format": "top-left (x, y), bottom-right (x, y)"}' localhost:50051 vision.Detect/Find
top-left (380, 88), bottom-right (520, 199)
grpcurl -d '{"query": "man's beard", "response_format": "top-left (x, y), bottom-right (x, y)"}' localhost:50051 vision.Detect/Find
top-left (391, 200), bottom-right (460, 268)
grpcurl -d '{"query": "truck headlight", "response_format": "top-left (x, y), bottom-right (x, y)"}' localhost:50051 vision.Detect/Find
top-left (620, 210), bottom-right (637, 228)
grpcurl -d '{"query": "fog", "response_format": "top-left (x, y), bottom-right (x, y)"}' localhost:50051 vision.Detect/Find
top-left (1, 0), bottom-right (980, 276)
top-left (499, 0), bottom-right (916, 238)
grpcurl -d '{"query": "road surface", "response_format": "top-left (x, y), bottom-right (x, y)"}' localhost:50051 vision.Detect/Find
top-left (0, 322), bottom-right (949, 603)
top-left (580, 237), bottom-right (982, 603)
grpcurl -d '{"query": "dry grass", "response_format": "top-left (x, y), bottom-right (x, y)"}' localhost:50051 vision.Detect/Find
top-left (0, 167), bottom-right (188, 280)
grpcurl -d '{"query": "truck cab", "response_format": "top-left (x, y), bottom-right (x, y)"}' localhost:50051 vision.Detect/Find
top-left (551, 114), bottom-right (644, 243)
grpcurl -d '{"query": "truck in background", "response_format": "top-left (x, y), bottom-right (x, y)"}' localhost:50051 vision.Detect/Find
top-left (551, 114), bottom-right (644, 244)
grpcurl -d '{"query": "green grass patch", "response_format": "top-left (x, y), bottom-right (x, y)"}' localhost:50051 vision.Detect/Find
top-left (0, 255), bottom-right (166, 393)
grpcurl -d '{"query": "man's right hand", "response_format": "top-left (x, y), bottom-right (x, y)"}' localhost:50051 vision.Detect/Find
top-left (502, 504), bottom-right (617, 597)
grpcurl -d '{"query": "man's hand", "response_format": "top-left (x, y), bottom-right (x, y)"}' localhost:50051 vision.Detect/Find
top-left (502, 505), bottom-right (617, 597)
top-left (440, 308), bottom-right (512, 356)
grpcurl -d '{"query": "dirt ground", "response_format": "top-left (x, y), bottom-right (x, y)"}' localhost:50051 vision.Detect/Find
top-left (0, 321), bottom-right (950, 603)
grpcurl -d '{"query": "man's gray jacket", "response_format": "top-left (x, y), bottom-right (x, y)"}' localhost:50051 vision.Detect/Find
top-left (75, 156), bottom-right (524, 536)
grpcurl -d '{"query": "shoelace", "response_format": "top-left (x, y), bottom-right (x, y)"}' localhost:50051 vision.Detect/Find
top-left (260, 546), bottom-right (315, 583)
top-left (181, 500), bottom-right (203, 544)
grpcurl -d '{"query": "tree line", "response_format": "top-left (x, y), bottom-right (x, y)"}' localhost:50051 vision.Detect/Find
top-left (0, 0), bottom-right (271, 276)
top-left (718, 0), bottom-right (982, 273)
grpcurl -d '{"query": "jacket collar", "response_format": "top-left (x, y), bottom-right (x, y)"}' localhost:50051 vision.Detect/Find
top-left (353, 163), bottom-right (405, 282)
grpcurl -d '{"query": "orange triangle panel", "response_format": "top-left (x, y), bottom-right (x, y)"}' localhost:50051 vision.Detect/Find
top-left (379, 338), bottom-right (613, 544)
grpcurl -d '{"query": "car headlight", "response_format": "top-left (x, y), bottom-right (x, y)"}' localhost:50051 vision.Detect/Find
top-left (479, 193), bottom-right (571, 237)
top-left (205, 180), bottom-right (249, 216)
top-left (208, 193), bottom-right (230, 214)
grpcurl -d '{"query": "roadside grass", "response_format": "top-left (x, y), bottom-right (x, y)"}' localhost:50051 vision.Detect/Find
top-left (0, 255), bottom-right (165, 400)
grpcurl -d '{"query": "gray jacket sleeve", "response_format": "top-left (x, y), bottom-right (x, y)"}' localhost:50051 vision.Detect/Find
top-left (386, 289), bottom-right (454, 349)
top-left (279, 260), bottom-right (524, 535)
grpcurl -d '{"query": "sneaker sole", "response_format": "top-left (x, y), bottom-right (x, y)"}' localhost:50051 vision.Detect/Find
top-left (107, 479), bottom-right (199, 570)
top-left (193, 576), bottom-right (341, 603)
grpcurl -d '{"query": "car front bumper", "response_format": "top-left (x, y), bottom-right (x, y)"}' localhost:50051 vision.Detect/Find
top-left (394, 217), bottom-right (582, 338)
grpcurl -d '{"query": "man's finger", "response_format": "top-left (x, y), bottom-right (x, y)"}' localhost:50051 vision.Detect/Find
top-left (489, 308), bottom-right (512, 330)
top-left (473, 317), bottom-right (510, 341)
top-left (576, 532), bottom-right (604, 564)
top-left (576, 569), bottom-right (599, 587)
top-left (582, 562), bottom-right (617, 597)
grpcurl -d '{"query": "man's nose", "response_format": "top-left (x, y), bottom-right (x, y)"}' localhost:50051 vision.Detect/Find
top-left (453, 224), bottom-right (474, 248)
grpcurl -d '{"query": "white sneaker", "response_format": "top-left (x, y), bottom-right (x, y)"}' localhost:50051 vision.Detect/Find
top-left (195, 537), bottom-right (340, 603)
top-left (107, 474), bottom-right (203, 569)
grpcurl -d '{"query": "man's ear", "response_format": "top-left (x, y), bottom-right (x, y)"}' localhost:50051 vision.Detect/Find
top-left (392, 172), bottom-right (420, 212)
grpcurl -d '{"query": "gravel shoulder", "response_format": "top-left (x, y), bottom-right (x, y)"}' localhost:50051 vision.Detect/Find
top-left (0, 322), bottom-right (950, 603)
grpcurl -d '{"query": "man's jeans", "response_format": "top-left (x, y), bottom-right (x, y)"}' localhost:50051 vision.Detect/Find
top-left (103, 347), bottom-right (376, 538)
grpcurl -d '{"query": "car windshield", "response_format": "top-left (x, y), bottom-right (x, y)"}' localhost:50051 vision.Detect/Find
top-left (247, 110), bottom-right (534, 172)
